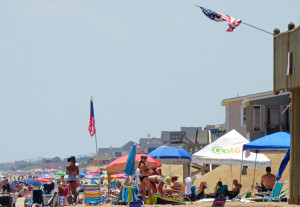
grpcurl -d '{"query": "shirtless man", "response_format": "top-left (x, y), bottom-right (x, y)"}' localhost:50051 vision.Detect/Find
top-left (258, 167), bottom-right (276, 192)
top-left (228, 179), bottom-right (240, 199)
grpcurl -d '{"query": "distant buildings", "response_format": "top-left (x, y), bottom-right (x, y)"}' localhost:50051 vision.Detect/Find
top-left (42, 157), bottom-right (65, 169)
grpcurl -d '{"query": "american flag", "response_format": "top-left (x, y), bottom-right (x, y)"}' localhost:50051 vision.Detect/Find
top-left (198, 6), bottom-right (242, 32)
top-left (195, 128), bottom-right (199, 144)
top-left (88, 98), bottom-right (96, 137)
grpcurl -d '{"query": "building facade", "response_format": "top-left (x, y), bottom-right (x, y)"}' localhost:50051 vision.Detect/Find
top-left (222, 91), bottom-right (291, 141)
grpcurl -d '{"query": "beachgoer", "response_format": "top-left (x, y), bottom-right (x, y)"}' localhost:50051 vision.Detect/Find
top-left (135, 168), bottom-right (141, 188)
top-left (228, 179), bottom-right (240, 199)
top-left (148, 168), bottom-right (163, 194)
top-left (138, 155), bottom-right (153, 204)
top-left (66, 156), bottom-right (79, 204)
top-left (171, 176), bottom-right (184, 193)
top-left (207, 181), bottom-right (222, 198)
top-left (2, 179), bottom-right (11, 193)
top-left (257, 167), bottom-right (276, 192)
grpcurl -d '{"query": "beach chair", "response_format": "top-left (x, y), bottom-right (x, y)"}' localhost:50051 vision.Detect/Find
top-left (212, 197), bottom-right (226, 207)
top-left (245, 181), bottom-right (286, 202)
top-left (127, 200), bottom-right (144, 207)
top-left (261, 182), bottom-right (286, 202)
top-left (83, 184), bottom-right (102, 205)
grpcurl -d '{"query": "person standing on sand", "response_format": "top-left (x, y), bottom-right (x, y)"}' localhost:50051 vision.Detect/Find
top-left (138, 155), bottom-right (154, 205)
top-left (66, 156), bottom-right (79, 204)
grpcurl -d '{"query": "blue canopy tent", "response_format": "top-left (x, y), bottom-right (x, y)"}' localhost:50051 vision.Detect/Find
top-left (242, 132), bottom-right (290, 184)
top-left (243, 132), bottom-right (290, 153)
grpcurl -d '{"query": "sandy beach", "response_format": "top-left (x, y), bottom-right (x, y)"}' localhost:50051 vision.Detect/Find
top-left (15, 196), bottom-right (300, 207)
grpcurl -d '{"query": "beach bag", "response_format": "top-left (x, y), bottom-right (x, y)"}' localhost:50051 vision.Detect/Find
top-left (58, 196), bottom-right (67, 206)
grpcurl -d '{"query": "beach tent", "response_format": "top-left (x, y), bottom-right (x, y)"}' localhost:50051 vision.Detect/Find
top-left (191, 129), bottom-right (271, 168)
top-left (243, 132), bottom-right (290, 153)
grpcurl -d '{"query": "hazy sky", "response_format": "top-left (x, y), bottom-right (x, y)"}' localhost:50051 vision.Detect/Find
top-left (1, 0), bottom-right (299, 163)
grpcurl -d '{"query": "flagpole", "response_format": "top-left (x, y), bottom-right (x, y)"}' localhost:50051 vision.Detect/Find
top-left (91, 96), bottom-right (101, 192)
top-left (241, 22), bottom-right (273, 36)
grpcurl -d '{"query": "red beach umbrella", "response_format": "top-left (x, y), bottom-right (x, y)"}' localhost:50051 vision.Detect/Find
top-left (34, 178), bottom-right (51, 183)
top-left (88, 169), bottom-right (99, 174)
top-left (104, 153), bottom-right (162, 174)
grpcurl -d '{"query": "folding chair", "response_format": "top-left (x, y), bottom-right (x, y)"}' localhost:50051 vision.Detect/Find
top-left (261, 182), bottom-right (286, 202)
top-left (83, 184), bottom-right (102, 205)
top-left (127, 200), bottom-right (144, 207)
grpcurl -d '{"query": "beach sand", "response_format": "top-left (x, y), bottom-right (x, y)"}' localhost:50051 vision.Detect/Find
top-left (16, 196), bottom-right (300, 207)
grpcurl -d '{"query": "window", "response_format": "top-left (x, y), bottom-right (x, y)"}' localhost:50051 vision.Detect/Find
top-left (241, 106), bottom-right (246, 126)
top-left (253, 105), bottom-right (261, 131)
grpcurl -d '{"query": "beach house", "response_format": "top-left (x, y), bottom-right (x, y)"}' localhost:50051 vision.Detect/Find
top-left (222, 91), bottom-right (291, 141)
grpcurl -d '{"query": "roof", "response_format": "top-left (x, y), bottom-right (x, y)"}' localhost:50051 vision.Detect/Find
top-left (139, 138), bottom-right (152, 146)
top-left (221, 91), bottom-right (274, 106)
top-left (242, 92), bottom-right (290, 106)
top-left (121, 141), bottom-right (137, 151)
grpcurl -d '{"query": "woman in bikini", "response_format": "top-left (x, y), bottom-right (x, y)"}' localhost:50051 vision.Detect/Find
top-left (138, 155), bottom-right (154, 204)
top-left (148, 168), bottom-right (163, 193)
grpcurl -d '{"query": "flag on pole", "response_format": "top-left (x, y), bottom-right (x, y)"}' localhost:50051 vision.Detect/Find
top-left (197, 6), bottom-right (242, 32)
top-left (88, 98), bottom-right (96, 137)
top-left (147, 133), bottom-right (151, 138)
top-left (195, 128), bottom-right (199, 144)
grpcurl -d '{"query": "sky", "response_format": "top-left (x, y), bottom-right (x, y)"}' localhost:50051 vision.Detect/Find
top-left (0, 0), bottom-right (299, 163)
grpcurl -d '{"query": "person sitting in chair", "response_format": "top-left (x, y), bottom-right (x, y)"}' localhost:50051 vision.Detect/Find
top-left (256, 167), bottom-right (276, 192)
top-left (228, 179), bottom-right (240, 199)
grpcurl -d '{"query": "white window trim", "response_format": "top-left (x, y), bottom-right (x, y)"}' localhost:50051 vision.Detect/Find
top-left (253, 105), bottom-right (261, 132)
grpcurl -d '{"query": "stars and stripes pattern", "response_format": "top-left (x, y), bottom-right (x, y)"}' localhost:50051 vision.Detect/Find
top-left (88, 98), bottom-right (96, 137)
top-left (198, 6), bottom-right (242, 32)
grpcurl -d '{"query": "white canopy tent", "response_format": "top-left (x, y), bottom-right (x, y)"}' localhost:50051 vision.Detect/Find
top-left (191, 129), bottom-right (271, 168)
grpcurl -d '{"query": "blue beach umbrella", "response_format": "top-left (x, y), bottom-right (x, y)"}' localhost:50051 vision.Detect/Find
top-left (148, 146), bottom-right (191, 164)
top-left (276, 148), bottom-right (290, 181)
top-left (124, 144), bottom-right (136, 176)
top-left (148, 146), bottom-right (191, 176)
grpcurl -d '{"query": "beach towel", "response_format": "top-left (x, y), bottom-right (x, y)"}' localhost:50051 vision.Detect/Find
top-left (118, 185), bottom-right (138, 203)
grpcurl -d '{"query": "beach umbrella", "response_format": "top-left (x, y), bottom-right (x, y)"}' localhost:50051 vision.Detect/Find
top-left (106, 174), bottom-right (127, 179)
top-left (25, 178), bottom-right (35, 185)
top-left (42, 174), bottom-right (57, 179)
top-left (124, 144), bottom-right (136, 176)
top-left (84, 175), bottom-right (99, 180)
top-left (79, 171), bottom-right (85, 178)
top-left (149, 146), bottom-right (191, 176)
top-left (148, 146), bottom-right (191, 164)
top-left (88, 169), bottom-right (99, 174)
top-left (54, 172), bottom-right (65, 176)
top-left (276, 149), bottom-right (290, 181)
top-left (34, 178), bottom-right (51, 183)
top-left (104, 153), bottom-right (162, 174)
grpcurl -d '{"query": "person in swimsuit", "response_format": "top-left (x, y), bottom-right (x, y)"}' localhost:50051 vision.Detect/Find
top-left (66, 156), bottom-right (79, 204)
top-left (138, 155), bottom-right (154, 204)
top-left (148, 168), bottom-right (163, 194)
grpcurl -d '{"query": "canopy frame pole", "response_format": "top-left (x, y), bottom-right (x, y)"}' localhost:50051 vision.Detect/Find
top-left (252, 151), bottom-right (258, 194)
top-left (169, 159), bottom-right (171, 176)
top-left (238, 150), bottom-right (244, 199)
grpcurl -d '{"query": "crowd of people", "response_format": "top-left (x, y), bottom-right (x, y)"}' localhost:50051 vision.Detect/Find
top-left (0, 154), bottom-right (278, 206)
